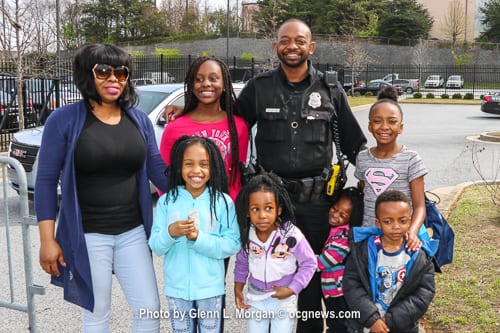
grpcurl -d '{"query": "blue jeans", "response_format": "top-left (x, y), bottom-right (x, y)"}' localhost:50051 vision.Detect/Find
top-left (83, 225), bottom-right (160, 333)
top-left (247, 295), bottom-right (297, 333)
top-left (167, 295), bottom-right (223, 333)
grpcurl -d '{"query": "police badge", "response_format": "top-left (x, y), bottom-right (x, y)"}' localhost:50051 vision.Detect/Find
top-left (308, 91), bottom-right (322, 108)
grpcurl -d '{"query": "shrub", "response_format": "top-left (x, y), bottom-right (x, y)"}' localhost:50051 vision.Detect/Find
top-left (155, 48), bottom-right (181, 59)
top-left (354, 91), bottom-right (361, 97)
top-left (413, 92), bottom-right (423, 99)
top-left (130, 50), bottom-right (145, 58)
top-left (464, 93), bottom-right (474, 100)
top-left (452, 93), bottom-right (462, 99)
top-left (426, 93), bottom-right (435, 99)
top-left (240, 53), bottom-right (255, 61)
top-left (441, 93), bottom-right (450, 99)
top-left (365, 91), bottom-right (374, 97)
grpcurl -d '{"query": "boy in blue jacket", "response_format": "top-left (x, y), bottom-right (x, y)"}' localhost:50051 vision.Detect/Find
top-left (343, 190), bottom-right (437, 333)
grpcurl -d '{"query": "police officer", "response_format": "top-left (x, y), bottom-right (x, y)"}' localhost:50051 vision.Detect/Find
top-left (237, 19), bottom-right (366, 333)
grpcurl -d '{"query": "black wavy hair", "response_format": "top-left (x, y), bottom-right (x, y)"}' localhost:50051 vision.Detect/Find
top-left (166, 135), bottom-right (229, 223)
top-left (72, 44), bottom-right (137, 111)
top-left (368, 86), bottom-right (403, 119)
top-left (182, 56), bottom-right (241, 186)
top-left (235, 171), bottom-right (295, 251)
top-left (332, 186), bottom-right (364, 228)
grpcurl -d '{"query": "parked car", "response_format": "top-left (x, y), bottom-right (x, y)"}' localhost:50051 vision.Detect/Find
top-left (349, 81), bottom-right (401, 96)
top-left (369, 73), bottom-right (420, 91)
top-left (391, 79), bottom-right (419, 94)
top-left (445, 75), bottom-right (464, 89)
top-left (7, 83), bottom-right (245, 196)
top-left (341, 73), bottom-right (360, 90)
top-left (480, 92), bottom-right (500, 115)
top-left (131, 78), bottom-right (156, 86)
top-left (424, 75), bottom-right (444, 88)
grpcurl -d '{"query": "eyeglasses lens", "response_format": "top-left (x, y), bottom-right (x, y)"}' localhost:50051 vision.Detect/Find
top-left (93, 64), bottom-right (129, 82)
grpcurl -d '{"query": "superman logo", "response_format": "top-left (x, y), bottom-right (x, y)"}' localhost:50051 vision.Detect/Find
top-left (365, 168), bottom-right (399, 195)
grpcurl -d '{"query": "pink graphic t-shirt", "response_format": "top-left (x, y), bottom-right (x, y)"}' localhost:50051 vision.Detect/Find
top-left (159, 114), bottom-right (249, 201)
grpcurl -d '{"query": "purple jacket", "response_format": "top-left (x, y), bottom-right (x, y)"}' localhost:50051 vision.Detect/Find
top-left (234, 222), bottom-right (316, 295)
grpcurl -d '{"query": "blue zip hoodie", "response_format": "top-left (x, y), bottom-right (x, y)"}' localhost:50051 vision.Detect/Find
top-left (149, 186), bottom-right (241, 300)
top-left (35, 101), bottom-right (168, 311)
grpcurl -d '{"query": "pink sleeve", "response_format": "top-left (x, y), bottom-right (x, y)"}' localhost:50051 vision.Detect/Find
top-left (235, 116), bottom-right (249, 164)
top-left (159, 121), bottom-right (182, 166)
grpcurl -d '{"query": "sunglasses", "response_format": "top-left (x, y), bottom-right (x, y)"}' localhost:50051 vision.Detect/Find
top-left (92, 64), bottom-right (129, 82)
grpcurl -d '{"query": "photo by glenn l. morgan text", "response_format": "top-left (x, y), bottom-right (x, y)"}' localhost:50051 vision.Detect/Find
top-left (139, 308), bottom-right (361, 321)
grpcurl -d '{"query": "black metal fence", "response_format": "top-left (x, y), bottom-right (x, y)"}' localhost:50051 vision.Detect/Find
top-left (2, 55), bottom-right (500, 151)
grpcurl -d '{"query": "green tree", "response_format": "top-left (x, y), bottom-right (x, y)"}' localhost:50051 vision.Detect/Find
top-left (478, 0), bottom-right (500, 43)
top-left (79, 0), bottom-right (167, 44)
top-left (252, 0), bottom-right (388, 37)
top-left (378, 0), bottom-right (433, 45)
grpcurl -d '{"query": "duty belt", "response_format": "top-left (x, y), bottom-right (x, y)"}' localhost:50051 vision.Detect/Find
top-left (282, 176), bottom-right (327, 203)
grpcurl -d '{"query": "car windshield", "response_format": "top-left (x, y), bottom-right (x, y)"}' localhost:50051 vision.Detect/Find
top-left (449, 76), bottom-right (460, 80)
top-left (428, 75), bottom-right (440, 80)
top-left (135, 90), bottom-right (172, 115)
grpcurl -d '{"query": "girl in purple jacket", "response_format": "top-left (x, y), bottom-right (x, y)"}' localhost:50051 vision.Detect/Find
top-left (233, 172), bottom-right (316, 333)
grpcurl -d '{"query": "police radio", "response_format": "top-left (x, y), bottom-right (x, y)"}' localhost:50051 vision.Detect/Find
top-left (324, 70), bottom-right (338, 88)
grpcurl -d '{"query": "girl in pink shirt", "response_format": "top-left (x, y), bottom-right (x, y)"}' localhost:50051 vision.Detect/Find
top-left (160, 56), bottom-right (249, 201)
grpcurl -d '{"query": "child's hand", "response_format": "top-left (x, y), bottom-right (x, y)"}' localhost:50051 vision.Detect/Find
top-left (168, 220), bottom-right (196, 238)
top-left (234, 282), bottom-right (250, 309)
top-left (405, 229), bottom-right (422, 251)
top-left (370, 318), bottom-right (389, 333)
top-left (186, 226), bottom-right (199, 241)
top-left (271, 286), bottom-right (294, 299)
top-left (163, 105), bottom-right (183, 123)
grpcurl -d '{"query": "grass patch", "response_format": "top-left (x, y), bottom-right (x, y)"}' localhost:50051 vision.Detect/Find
top-left (424, 185), bottom-right (500, 333)
top-left (346, 96), bottom-right (481, 108)
top-left (400, 98), bottom-right (481, 105)
top-left (347, 96), bottom-right (376, 107)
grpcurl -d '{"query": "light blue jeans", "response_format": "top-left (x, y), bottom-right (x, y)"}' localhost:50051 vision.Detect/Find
top-left (167, 295), bottom-right (223, 333)
top-left (83, 225), bottom-right (160, 333)
top-left (247, 295), bottom-right (297, 333)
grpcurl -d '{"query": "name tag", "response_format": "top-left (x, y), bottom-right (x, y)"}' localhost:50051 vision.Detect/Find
top-left (265, 108), bottom-right (280, 113)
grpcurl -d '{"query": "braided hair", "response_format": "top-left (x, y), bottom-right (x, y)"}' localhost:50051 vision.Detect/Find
top-left (235, 171), bottom-right (295, 251)
top-left (182, 56), bottom-right (241, 186)
top-left (166, 135), bottom-right (230, 223)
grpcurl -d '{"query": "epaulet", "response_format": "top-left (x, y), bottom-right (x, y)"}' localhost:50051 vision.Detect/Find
top-left (253, 68), bottom-right (276, 80)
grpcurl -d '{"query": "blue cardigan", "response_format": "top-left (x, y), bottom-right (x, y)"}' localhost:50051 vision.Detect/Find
top-left (35, 100), bottom-right (168, 311)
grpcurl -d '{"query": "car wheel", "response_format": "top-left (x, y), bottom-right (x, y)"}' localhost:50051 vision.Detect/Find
top-left (405, 87), bottom-right (414, 94)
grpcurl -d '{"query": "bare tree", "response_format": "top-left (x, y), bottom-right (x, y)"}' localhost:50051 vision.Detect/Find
top-left (343, 39), bottom-right (375, 96)
top-left (0, 0), bottom-right (57, 130)
top-left (441, 0), bottom-right (466, 47)
top-left (470, 143), bottom-right (500, 208)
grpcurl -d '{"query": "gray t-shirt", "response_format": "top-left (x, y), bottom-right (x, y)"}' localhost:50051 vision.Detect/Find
top-left (354, 145), bottom-right (428, 226)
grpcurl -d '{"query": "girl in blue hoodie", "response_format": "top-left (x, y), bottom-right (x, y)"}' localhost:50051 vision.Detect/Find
top-left (149, 136), bottom-right (241, 333)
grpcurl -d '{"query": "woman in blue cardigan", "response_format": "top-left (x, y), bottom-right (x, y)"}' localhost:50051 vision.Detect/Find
top-left (35, 44), bottom-right (168, 332)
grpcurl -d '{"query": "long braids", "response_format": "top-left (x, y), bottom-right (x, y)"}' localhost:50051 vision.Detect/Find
top-left (183, 56), bottom-right (241, 187)
top-left (166, 136), bottom-right (230, 224)
top-left (235, 172), bottom-right (295, 251)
